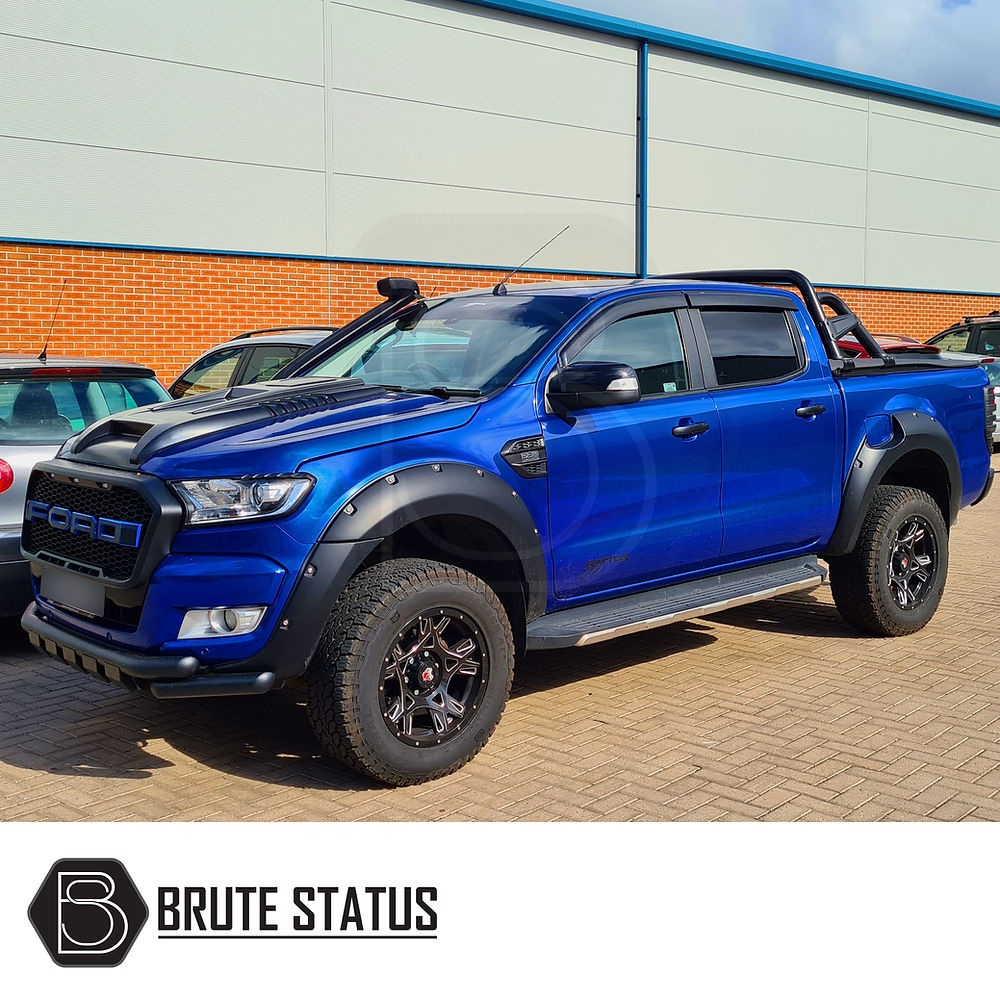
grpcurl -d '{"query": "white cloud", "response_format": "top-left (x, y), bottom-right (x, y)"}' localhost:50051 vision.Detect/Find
top-left (585, 0), bottom-right (1000, 105)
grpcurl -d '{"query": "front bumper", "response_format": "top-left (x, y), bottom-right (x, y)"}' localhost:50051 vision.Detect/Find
top-left (22, 601), bottom-right (274, 697)
top-left (22, 537), bottom-right (380, 698)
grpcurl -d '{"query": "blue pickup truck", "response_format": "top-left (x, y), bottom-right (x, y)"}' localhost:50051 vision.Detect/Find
top-left (20, 270), bottom-right (995, 785)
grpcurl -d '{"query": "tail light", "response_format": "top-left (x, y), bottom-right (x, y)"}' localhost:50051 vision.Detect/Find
top-left (30, 367), bottom-right (101, 377)
top-left (0, 460), bottom-right (12, 494)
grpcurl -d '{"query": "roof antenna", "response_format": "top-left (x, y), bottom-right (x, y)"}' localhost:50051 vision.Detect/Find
top-left (38, 277), bottom-right (68, 363)
top-left (493, 226), bottom-right (570, 296)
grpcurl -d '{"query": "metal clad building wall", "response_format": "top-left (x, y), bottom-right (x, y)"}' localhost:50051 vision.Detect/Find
top-left (867, 99), bottom-right (1000, 292)
top-left (327, 0), bottom-right (637, 272)
top-left (645, 44), bottom-right (1000, 293)
top-left (0, 0), bottom-right (327, 255)
top-left (645, 48), bottom-right (869, 282)
top-left (2, 0), bottom-right (1000, 293)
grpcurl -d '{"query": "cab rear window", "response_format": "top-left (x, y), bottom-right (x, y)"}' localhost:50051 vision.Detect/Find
top-left (0, 376), bottom-right (169, 444)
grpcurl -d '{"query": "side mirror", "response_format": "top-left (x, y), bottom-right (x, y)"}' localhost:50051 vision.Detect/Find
top-left (547, 362), bottom-right (640, 411)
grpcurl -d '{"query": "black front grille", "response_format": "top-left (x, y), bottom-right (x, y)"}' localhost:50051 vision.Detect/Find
top-left (23, 473), bottom-right (153, 581)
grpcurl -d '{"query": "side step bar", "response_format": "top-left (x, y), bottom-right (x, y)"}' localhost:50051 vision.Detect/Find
top-left (525, 557), bottom-right (826, 650)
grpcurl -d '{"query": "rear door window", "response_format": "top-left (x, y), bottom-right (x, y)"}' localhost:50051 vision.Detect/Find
top-left (973, 326), bottom-right (1000, 355)
top-left (932, 328), bottom-right (972, 352)
top-left (241, 344), bottom-right (306, 384)
top-left (172, 346), bottom-right (245, 397)
top-left (699, 310), bottom-right (801, 386)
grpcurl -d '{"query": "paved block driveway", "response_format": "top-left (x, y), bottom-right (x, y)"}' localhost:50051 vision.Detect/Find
top-left (2, 456), bottom-right (999, 822)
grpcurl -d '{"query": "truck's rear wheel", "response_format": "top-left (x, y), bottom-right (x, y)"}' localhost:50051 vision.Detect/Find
top-left (306, 558), bottom-right (514, 786)
top-left (828, 485), bottom-right (948, 636)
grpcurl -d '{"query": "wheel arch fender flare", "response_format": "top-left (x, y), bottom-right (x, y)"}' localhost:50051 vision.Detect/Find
top-left (824, 410), bottom-right (961, 558)
top-left (321, 463), bottom-right (547, 621)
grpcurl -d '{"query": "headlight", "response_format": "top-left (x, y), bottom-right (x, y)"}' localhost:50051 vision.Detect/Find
top-left (172, 475), bottom-right (313, 525)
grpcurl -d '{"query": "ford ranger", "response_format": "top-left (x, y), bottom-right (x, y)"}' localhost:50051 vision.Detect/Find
top-left (19, 270), bottom-right (995, 785)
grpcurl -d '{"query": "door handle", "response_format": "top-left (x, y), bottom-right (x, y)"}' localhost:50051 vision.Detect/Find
top-left (795, 404), bottom-right (826, 418)
top-left (672, 421), bottom-right (710, 438)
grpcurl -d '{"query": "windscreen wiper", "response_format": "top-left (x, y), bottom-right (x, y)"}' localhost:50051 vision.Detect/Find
top-left (375, 384), bottom-right (482, 399)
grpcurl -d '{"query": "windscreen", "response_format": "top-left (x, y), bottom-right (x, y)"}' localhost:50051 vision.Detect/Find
top-left (0, 376), bottom-right (169, 444)
top-left (305, 295), bottom-right (585, 394)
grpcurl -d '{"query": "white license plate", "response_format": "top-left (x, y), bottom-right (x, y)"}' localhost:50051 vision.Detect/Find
top-left (40, 568), bottom-right (105, 617)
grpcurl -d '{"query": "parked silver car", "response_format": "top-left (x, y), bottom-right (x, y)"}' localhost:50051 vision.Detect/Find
top-left (0, 357), bottom-right (170, 616)
top-left (167, 327), bottom-right (334, 398)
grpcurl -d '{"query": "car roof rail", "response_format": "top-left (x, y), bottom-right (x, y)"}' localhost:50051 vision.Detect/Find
top-left (650, 268), bottom-right (850, 359)
top-left (228, 325), bottom-right (340, 342)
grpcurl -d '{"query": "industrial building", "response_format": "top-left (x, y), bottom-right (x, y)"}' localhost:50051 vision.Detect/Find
top-left (3, 0), bottom-right (1000, 375)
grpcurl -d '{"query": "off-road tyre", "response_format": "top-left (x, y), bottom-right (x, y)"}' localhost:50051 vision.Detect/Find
top-left (306, 558), bottom-right (514, 786)
top-left (828, 485), bottom-right (948, 637)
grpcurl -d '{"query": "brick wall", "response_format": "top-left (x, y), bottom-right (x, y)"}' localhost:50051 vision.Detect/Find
top-left (2, 242), bottom-right (998, 380)
top-left (819, 286), bottom-right (1000, 344)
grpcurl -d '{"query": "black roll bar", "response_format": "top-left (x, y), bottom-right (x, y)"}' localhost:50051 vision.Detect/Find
top-left (815, 291), bottom-right (889, 362)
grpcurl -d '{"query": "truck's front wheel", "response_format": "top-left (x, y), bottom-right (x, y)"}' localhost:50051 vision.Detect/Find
top-left (306, 558), bottom-right (514, 786)
top-left (828, 485), bottom-right (948, 636)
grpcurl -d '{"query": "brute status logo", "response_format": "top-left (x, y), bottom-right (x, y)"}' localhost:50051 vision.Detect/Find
top-left (28, 859), bottom-right (148, 967)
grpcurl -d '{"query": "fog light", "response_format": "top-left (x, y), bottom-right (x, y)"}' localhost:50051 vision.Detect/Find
top-left (178, 606), bottom-right (267, 639)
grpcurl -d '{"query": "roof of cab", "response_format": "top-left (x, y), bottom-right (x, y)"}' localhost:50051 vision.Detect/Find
top-left (438, 277), bottom-right (799, 302)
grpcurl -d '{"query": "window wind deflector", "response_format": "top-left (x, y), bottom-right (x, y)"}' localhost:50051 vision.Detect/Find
top-left (655, 268), bottom-right (844, 360)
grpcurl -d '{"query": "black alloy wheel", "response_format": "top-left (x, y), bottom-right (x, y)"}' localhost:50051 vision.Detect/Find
top-left (307, 558), bottom-right (514, 786)
top-left (828, 485), bottom-right (949, 637)
top-left (887, 515), bottom-right (937, 610)
top-left (379, 608), bottom-right (489, 747)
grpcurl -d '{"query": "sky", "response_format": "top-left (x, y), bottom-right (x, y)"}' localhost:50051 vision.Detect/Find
top-left (583, 0), bottom-right (1000, 105)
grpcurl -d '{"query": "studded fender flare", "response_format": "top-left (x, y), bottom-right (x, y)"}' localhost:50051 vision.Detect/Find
top-left (824, 410), bottom-right (961, 558)
top-left (321, 463), bottom-right (547, 621)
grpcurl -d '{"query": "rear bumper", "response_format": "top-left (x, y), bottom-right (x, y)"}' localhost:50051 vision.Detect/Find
top-left (0, 529), bottom-right (32, 618)
top-left (972, 467), bottom-right (994, 507)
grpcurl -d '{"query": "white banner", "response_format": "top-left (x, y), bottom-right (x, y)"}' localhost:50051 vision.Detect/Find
top-left (0, 822), bottom-right (993, 997)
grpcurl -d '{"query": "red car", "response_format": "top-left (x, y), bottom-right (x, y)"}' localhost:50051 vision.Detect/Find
top-left (835, 333), bottom-right (941, 359)
top-left (818, 292), bottom-right (940, 359)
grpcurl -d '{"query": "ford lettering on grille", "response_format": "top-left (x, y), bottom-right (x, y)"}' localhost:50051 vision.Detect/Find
top-left (25, 500), bottom-right (143, 549)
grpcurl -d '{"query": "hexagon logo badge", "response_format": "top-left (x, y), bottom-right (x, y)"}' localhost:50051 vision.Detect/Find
top-left (28, 858), bottom-right (148, 967)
